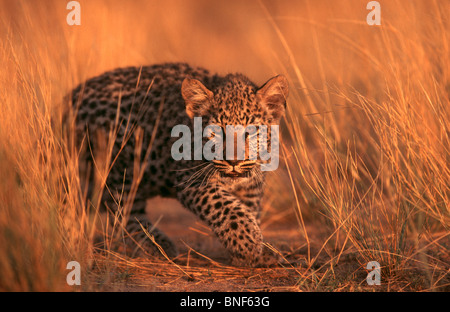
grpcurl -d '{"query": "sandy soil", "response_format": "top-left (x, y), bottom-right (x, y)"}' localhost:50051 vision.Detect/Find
top-left (90, 197), bottom-right (370, 292)
top-left (90, 197), bottom-right (448, 292)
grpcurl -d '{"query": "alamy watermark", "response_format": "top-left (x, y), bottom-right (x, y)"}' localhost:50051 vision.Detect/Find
top-left (366, 1), bottom-right (381, 26)
top-left (67, 2), bottom-right (380, 27)
top-left (66, 1), bottom-right (81, 26)
top-left (366, 261), bottom-right (381, 285)
top-left (170, 117), bottom-right (280, 172)
top-left (66, 261), bottom-right (81, 286)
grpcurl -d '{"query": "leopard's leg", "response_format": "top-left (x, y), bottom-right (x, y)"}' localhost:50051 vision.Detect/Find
top-left (89, 127), bottom-right (178, 258)
top-left (101, 187), bottom-right (178, 258)
top-left (178, 182), bottom-right (276, 267)
top-left (126, 199), bottom-right (178, 258)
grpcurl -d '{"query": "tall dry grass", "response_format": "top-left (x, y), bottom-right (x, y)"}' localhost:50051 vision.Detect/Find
top-left (0, 0), bottom-right (448, 291)
top-left (275, 0), bottom-right (449, 288)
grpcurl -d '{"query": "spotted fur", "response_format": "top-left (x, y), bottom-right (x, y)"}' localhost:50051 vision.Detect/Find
top-left (70, 63), bottom-right (288, 267)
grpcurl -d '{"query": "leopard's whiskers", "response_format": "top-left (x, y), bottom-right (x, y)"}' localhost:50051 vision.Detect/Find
top-left (203, 166), bottom-right (218, 188)
top-left (177, 162), bottom-right (213, 188)
top-left (171, 161), bottom-right (210, 172)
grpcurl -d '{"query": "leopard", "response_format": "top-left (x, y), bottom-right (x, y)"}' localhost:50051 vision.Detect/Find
top-left (69, 62), bottom-right (289, 267)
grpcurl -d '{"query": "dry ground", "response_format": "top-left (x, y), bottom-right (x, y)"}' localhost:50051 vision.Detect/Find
top-left (86, 197), bottom-right (449, 292)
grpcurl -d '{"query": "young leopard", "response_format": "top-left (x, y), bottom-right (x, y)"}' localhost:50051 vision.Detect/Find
top-left (70, 63), bottom-right (288, 267)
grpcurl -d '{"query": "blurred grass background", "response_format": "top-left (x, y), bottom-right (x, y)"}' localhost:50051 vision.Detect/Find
top-left (0, 0), bottom-right (448, 291)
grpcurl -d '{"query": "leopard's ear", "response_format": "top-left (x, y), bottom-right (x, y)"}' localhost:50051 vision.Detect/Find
top-left (181, 78), bottom-right (214, 119)
top-left (256, 75), bottom-right (289, 122)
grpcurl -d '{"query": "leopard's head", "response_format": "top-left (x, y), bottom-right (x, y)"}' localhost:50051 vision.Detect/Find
top-left (181, 73), bottom-right (288, 180)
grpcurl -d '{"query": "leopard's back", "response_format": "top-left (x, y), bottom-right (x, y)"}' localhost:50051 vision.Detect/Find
top-left (71, 63), bottom-right (214, 198)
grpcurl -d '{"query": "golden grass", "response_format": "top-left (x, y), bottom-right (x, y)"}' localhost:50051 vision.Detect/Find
top-left (276, 0), bottom-right (449, 288)
top-left (0, 0), bottom-right (448, 291)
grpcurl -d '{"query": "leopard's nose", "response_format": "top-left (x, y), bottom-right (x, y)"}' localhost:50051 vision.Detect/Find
top-left (226, 160), bottom-right (241, 167)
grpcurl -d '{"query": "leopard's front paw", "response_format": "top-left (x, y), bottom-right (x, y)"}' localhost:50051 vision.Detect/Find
top-left (231, 243), bottom-right (280, 267)
top-left (253, 244), bottom-right (280, 267)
